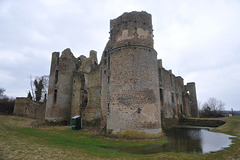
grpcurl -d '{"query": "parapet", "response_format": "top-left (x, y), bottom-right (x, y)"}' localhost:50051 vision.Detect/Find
top-left (109, 11), bottom-right (154, 49)
top-left (175, 76), bottom-right (184, 86)
top-left (186, 82), bottom-right (196, 89)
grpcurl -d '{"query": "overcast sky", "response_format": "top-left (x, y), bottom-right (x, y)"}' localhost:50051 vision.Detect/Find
top-left (0, 0), bottom-right (240, 110)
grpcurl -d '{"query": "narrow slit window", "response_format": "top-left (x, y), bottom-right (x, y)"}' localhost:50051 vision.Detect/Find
top-left (107, 102), bottom-right (110, 114)
top-left (54, 89), bottom-right (57, 104)
top-left (56, 57), bottom-right (59, 65)
top-left (171, 92), bottom-right (174, 104)
top-left (107, 56), bottom-right (110, 69)
top-left (159, 70), bottom-right (162, 82)
top-left (108, 76), bottom-right (110, 83)
top-left (55, 70), bottom-right (59, 84)
top-left (160, 89), bottom-right (164, 106)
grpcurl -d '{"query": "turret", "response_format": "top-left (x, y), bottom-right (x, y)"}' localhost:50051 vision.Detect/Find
top-left (101, 11), bottom-right (162, 137)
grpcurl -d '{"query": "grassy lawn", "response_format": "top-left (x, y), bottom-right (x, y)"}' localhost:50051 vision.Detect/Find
top-left (0, 115), bottom-right (240, 160)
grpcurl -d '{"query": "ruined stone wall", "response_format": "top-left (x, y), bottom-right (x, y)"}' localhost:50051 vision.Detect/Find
top-left (103, 11), bottom-right (161, 137)
top-left (82, 66), bottom-right (101, 124)
top-left (45, 48), bottom-right (78, 123)
top-left (14, 98), bottom-right (45, 120)
top-left (43, 11), bottom-right (199, 133)
top-left (158, 62), bottom-right (194, 129)
top-left (71, 71), bottom-right (85, 117)
top-left (185, 82), bottom-right (199, 117)
top-left (100, 46), bottom-right (110, 129)
top-left (71, 51), bottom-right (101, 126)
top-left (175, 76), bottom-right (185, 116)
top-left (159, 68), bottom-right (177, 118)
top-left (158, 64), bottom-right (198, 120)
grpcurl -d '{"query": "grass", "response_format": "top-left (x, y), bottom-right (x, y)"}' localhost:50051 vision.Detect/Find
top-left (0, 115), bottom-right (240, 160)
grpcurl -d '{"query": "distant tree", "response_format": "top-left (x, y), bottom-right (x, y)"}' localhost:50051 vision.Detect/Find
top-left (201, 97), bottom-right (225, 117)
top-left (27, 91), bottom-right (32, 100)
top-left (29, 75), bottom-right (49, 102)
top-left (0, 88), bottom-right (5, 96)
top-left (0, 88), bottom-right (15, 114)
top-left (34, 78), bottom-right (44, 102)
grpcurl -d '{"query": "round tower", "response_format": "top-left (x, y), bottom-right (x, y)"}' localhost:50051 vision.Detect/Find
top-left (45, 48), bottom-right (77, 124)
top-left (103, 11), bottom-right (162, 137)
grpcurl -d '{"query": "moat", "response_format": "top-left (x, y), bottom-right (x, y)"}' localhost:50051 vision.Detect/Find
top-left (102, 127), bottom-right (235, 155)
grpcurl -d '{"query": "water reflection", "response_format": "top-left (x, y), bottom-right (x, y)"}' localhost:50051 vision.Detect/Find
top-left (102, 127), bottom-right (235, 155)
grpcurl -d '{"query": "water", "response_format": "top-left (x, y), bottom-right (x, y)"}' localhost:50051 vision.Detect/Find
top-left (102, 127), bottom-right (235, 154)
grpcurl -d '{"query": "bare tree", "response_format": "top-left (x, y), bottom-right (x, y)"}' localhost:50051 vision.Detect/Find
top-left (29, 75), bottom-right (49, 102)
top-left (201, 97), bottom-right (225, 117)
top-left (0, 88), bottom-right (5, 98)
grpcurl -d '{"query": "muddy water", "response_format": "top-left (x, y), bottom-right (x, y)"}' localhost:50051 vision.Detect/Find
top-left (102, 127), bottom-right (235, 154)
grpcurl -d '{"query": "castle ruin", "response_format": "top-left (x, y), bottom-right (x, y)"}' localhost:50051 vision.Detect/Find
top-left (14, 11), bottom-right (199, 138)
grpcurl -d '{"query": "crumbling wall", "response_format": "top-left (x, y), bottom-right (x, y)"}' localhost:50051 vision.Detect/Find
top-left (82, 66), bottom-right (101, 125)
top-left (71, 50), bottom-right (101, 127)
top-left (13, 98), bottom-right (45, 120)
top-left (185, 82), bottom-right (199, 117)
top-left (100, 44), bottom-right (110, 129)
top-left (71, 71), bottom-right (85, 117)
top-left (43, 11), bottom-right (199, 133)
top-left (45, 48), bottom-right (79, 124)
top-left (158, 61), bottom-right (196, 129)
top-left (175, 76), bottom-right (185, 117)
top-left (159, 68), bottom-right (176, 119)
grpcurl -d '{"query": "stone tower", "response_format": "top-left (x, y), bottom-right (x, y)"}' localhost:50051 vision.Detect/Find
top-left (101, 11), bottom-right (162, 136)
top-left (45, 48), bottom-right (78, 124)
top-left (186, 82), bottom-right (199, 118)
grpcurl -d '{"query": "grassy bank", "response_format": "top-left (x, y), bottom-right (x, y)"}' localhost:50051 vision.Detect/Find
top-left (0, 115), bottom-right (240, 160)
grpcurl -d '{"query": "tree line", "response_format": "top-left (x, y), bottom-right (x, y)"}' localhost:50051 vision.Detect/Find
top-left (0, 88), bottom-right (15, 114)
top-left (199, 97), bottom-right (226, 118)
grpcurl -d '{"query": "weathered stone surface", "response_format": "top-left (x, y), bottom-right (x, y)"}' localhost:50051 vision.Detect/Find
top-left (185, 82), bottom-right (199, 117)
top-left (13, 11), bottom-right (199, 138)
top-left (101, 11), bottom-right (162, 137)
top-left (13, 98), bottom-right (45, 120)
top-left (45, 48), bottom-right (78, 123)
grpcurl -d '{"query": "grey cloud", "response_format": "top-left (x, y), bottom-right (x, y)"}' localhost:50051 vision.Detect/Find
top-left (0, 0), bottom-right (239, 110)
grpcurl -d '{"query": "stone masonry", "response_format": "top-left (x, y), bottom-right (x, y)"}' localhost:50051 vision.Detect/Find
top-left (101, 12), bottom-right (161, 136)
top-left (42, 11), bottom-right (199, 137)
top-left (13, 97), bottom-right (45, 120)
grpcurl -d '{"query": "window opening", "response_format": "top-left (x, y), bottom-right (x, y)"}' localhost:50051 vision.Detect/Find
top-left (171, 92), bottom-right (174, 104)
top-left (107, 102), bottom-right (110, 114)
top-left (107, 56), bottom-right (110, 69)
top-left (108, 76), bottom-right (110, 83)
top-left (25, 107), bottom-right (28, 114)
top-left (160, 89), bottom-right (164, 106)
top-left (54, 89), bottom-right (57, 104)
top-left (56, 57), bottom-right (59, 65)
top-left (55, 70), bottom-right (59, 84)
